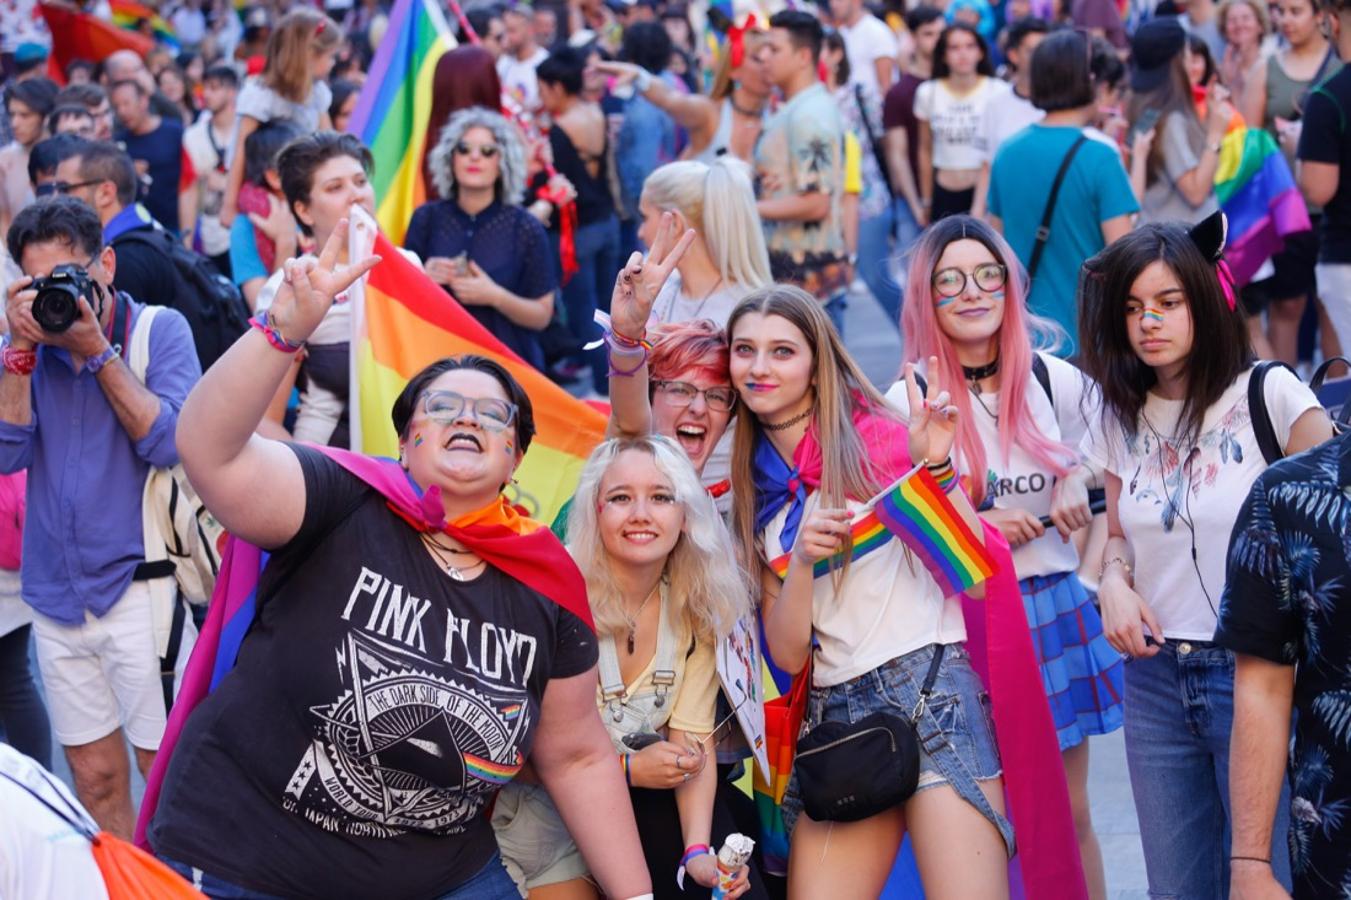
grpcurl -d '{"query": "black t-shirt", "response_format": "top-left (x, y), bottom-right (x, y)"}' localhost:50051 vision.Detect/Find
top-left (1215, 433), bottom-right (1351, 899)
top-left (1297, 66), bottom-right (1351, 263)
top-left (151, 445), bottom-right (597, 899)
top-left (118, 117), bottom-right (185, 233)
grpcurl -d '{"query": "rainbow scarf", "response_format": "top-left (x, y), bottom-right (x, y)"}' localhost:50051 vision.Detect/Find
top-left (134, 447), bottom-right (590, 849)
top-left (348, 207), bottom-right (609, 526)
top-left (870, 467), bottom-right (995, 597)
top-left (1209, 105), bottom-right (1312, 284)
top-left (346, 0), bottom-right (456, 245)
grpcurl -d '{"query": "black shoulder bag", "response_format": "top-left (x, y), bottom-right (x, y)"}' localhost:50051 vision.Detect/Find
top-left (1026, 133), bottom-right (1089, 283)
top-left (793, 644), bottom-right (946, 822)
top-left (854, 83), bottom-right (895, 198)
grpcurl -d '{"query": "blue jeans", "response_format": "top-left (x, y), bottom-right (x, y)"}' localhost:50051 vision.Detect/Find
top-left (857, 204), bottom-right (899, 328)
top-left (0, 624), bottom-right (51, 769)
top-left (824, 292), bottom-right (847, 339)
top-left (161, 853), bottom-right (519, 899)
top-left (1123, 640), bottom-right (1292, 898)
top-left (559, 214), bottom-right (621, 394)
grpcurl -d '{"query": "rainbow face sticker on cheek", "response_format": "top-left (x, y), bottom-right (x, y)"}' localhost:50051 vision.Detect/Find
top-left (413, 433), bottom-right (425, 447)
top-left (505, 437), bottom-right (514, 457)
top-left (1143, 308), bottom-right (1166, 323)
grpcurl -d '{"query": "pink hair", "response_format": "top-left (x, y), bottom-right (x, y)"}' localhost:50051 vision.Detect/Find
top-left (899, 217), bottom-right (1072, 506)
top-left (649, 319), bottom-right (729, 385)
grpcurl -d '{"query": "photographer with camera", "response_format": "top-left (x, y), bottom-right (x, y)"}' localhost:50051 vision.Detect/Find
top-left (0, 197), bottom-right (201, 840)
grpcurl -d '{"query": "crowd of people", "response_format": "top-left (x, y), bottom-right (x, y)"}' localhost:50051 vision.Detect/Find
top-left (0, 0), bottom-right (1349, 898)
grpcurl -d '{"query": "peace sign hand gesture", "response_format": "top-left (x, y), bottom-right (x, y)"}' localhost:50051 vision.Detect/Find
top-left (904, 357), bottom-right (960, 465)
top-left (269, 218), bottom-right (381, 345)
top-left (609, 211), bottom-right (696, 339)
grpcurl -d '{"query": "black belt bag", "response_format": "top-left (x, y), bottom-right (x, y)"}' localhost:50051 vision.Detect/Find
top-left (794, 645), bottom-right (946, 822)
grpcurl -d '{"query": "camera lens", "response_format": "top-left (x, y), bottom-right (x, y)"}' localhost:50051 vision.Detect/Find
top-left (32, 284), bottom-right (80, 333)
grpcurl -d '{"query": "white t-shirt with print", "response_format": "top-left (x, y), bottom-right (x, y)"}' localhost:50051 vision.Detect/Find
top-left (839, 14), bottom-right (899, 98)
top-left (1081, 366), bottom-right (1320, 640)
top-left (497, 47), bottom-right (550, 113)
top-left (978, 88), bottom-right (1044, 162)
top-left (886, 353), bottom-right (1092, 580)
top-left (763, 492), bottom-right (967, 688)
top-left (914, 77), bottom-right (1010, 171)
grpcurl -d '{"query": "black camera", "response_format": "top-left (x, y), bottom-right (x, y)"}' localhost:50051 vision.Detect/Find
top-left (30, 264), bottom-right (96, 333)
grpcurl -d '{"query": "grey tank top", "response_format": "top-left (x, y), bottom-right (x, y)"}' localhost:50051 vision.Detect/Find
top-left (692, 98), bottom-right (736, 165)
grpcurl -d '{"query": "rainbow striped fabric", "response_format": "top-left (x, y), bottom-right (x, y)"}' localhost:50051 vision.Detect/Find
top-left (1214, 114), bottom-right (1312, 284)
top-left (109, 0), bottom-right (179, 50)
top-left (872, 467), bottom-right (996, 598)
top-left (463, 750), bottom-right (524, 785)
top-left (347, 0), bottom-right (456, 245)
top-left (348, 208), bottom-right (609, 525)
top-left (767, 510), bottom-right (892, 579)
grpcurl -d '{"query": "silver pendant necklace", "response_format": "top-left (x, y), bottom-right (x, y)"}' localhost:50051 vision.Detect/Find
top-left (622, 585), bottom-right (659, 654)
top-left (421, 533), bottom-right (485, 581)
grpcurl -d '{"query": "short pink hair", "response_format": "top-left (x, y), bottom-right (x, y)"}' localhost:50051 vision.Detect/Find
top-left (649, 319), bottom-right (730, 385)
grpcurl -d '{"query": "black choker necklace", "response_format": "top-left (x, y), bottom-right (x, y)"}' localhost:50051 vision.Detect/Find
top-left (962, 359), bottom-right (1000, 382)
top-left (762, 407), bottom-right (813, 432)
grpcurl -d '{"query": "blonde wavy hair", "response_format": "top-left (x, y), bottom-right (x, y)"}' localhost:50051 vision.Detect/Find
top-left (641, 158), bottom-right (772, 291)
top-left (567, 435), bottom-right (751, 643)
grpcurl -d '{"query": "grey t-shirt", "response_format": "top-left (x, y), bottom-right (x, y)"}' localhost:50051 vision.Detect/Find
top-left (1140, 111), bottom-right (1220, 225)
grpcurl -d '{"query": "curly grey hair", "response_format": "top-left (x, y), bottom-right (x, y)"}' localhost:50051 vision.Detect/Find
top-left (429, 107), bottom-right (527, 205)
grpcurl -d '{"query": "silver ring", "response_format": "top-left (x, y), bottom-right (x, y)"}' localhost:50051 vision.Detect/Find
top-left (683, 772), bottom-right (691, 781)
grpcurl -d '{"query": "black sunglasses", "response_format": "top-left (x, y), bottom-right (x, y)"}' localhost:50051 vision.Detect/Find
top-left (35, 179), bottom-right (101, 198)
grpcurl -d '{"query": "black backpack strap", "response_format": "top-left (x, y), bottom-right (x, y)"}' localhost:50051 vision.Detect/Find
top-left (854, 83), bottom-right (894, 198)
top-left (1031, 352), bottom-right (1053, 406)
top-left (1248, 360), bottom-right (1294, 465)
top-left (160, 595), bottom-right (188, 714)
top-left (1027, 133), bottom-right (1089, 283)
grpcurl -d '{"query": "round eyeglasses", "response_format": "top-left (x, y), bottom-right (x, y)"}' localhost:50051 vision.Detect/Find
top-left (420, 390), bottom-right (517, 432)
top-left (932, 263), bottom-right (1008, 299)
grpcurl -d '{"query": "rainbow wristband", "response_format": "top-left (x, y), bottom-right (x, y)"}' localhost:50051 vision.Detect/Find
top-left (250, 311), bottom-right (304, 353)
top-left (621, 753), bottom-right (632, 786)
top-left (680, 844), bottom-right (712, 868)
top-left (925, 458), bottom-right (959, 494)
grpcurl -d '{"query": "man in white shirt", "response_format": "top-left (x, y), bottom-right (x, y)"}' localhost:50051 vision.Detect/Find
top-left (972, 16), bottom-right (1048, 218)
top-left (829, 0), bottom-right (899, 96)
top-left (497, 5), bottom-right (550, 112)
top-left (181, 65), bottom-right (237, 275)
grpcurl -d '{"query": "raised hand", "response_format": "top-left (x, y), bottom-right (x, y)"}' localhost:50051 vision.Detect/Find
top-left (609, 210), bottom-right (695, 338)
top-left (269, 218), bottom-right (381, 345)
top-left (588, 59), bottom-right (641, 86)
top-left (903, 357), bottom-right (959, 465)
top-left (792, 506), bottom-right (854, 566)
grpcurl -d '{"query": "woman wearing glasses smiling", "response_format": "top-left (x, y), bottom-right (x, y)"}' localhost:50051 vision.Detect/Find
top-left (888, 215), bottom-right (1122, 900)
top-left (405, 107), bottom-right (558, 372)
top-left (151, 224), bottom-right (654, 899)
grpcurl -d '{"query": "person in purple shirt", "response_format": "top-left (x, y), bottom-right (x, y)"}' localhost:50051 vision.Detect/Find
top-left (0, 197), bottom-right (200, 840)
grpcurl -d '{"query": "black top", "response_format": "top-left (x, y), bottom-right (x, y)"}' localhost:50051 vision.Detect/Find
top-left (549, 124), bottom-right (614, 227)
top-left (1216, 432), bottom-right (1351, 899)
top-left (117, 117), bottom-right (185, 234)
top-left (1298, 66), bottom-right (1351, 263)
top-left (403, 200), bottom-right (557, 371)
top-left (151, 445), bottom-right (597, 899)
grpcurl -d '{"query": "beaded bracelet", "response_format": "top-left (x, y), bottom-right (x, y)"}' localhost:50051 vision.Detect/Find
top-left (2, 344), bottom-right (36, 376)
top-left (250, 311), bottom-right (305, 353)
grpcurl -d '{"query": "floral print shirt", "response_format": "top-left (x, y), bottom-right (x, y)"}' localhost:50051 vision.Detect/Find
top-left (1217, 432), bottom-right (1351, 899)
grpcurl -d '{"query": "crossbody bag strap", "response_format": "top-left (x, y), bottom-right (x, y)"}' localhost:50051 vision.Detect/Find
top-left (912, 644), bottom-right (947, 720)
top-left (1027, 133), bottom-right (1089, 283)
top-left (854, 83), bottom-right (894, 197)
top-left (0, 766), bottom-right (99, 841)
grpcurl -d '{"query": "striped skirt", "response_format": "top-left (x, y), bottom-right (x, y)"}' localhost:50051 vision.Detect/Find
top-left (1020, 571), bottom-right (1125, 751)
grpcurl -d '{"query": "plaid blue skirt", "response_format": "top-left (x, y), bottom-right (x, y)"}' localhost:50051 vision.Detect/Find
top-left (1021, 572), bottom-right (1125, 751)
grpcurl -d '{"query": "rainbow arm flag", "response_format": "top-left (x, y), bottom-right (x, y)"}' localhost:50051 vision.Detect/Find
top-left (1213, 114), bottom-right (1312, 285)
top-left (347, 0), bottom-right (456, 245)
top-left (869, 467), bottom-right (996, 598)
top-left (348, 207), bottom-right (608, 525)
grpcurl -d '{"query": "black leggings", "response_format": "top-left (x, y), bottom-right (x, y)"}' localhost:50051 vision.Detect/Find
top-left (629, 768), bottom-right (772, 900)
top-left (932, 182), bottom-right (975, 222)
top-left (0, 625), bottom-right (51, 768)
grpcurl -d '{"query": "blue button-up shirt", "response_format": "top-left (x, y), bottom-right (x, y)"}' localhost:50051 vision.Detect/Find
top-left (0, 295), bottom-right (200, 624)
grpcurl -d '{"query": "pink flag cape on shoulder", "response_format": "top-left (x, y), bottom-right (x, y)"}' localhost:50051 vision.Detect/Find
top-left (963, 522), bottom-right (1088, 900)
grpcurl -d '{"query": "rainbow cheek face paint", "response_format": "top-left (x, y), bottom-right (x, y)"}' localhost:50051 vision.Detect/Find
top-left (413, 433), bottom-right (425, 447)
top-left (935, 295), bottom-right (957, 308)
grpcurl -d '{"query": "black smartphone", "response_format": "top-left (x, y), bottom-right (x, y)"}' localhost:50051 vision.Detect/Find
top-left (1128, 108), bottom-right (1163, 145)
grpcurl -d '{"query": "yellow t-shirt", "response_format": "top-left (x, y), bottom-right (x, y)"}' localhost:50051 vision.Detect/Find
top-left (845, 130), bottom-right (863, 196)
top-left (594, 625), bottom-right (720, 735)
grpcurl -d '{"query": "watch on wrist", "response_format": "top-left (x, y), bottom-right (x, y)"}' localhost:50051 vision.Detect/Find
top-left (85, 344), bottom-right (120, 374)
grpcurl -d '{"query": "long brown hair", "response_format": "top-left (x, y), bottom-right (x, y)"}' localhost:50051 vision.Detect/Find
top-left (1128, 52), bottom-right (1202, 188)
top-left (726, 285), bottom-right (897, 576)
top-left (262, 9), bottom-right (340, 103)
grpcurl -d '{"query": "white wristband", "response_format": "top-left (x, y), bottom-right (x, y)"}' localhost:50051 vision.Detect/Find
top-left (622, 895), bottom-right (655, 900)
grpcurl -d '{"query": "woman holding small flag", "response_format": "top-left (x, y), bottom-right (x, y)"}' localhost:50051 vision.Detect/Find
top-left (138, 221), bottom-right (654, 899)
top-left (1078, 212), bottom-right (1331, 897)
top-left (725, 286), bottom-right (1016, 898)
top-left (888, 215), bottom-right (1124, 900)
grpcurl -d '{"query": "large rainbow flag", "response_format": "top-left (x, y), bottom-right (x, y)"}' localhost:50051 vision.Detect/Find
top-left (40, 2), bottom-right (153, 85)
top-left (348, 208), bottom-right (608, 525)
top-left (109, 0), bottom-right (179, 50)
top-left (1213, 112), bottom-right (1312, 285)
top-left (346, 0), bottom-right (455, 245)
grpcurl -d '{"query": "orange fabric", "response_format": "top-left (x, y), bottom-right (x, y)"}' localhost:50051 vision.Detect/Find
top-left (90, 831), bottom-right (205, 899)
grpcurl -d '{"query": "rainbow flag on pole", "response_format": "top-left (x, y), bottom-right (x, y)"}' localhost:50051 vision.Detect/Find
top-left (347, 0), bottom-right (456, 245)
top-left (109, 0), bottom-right (179, 49)
top-left (1213, 114), bottom-right (1312, 284)
top-left (348, 208), bottom-right (608, 525)
top-left (869, 467), bottom-right (996, 598)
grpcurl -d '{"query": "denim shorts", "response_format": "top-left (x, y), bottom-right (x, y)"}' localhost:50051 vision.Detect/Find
top-left (782, 642), bottom-right (1015, 856)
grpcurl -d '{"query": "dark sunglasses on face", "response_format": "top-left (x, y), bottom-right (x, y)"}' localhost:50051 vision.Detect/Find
top-left (453, 142), bottom-right (499, 158)
top-left (35, 179), bottom-right (100, 198)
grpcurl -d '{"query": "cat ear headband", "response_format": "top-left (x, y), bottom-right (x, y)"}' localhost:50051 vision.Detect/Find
top-left (1187, 210), bottom-right (1236, 312)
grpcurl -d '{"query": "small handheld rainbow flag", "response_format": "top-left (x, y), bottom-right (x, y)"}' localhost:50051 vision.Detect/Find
top-left (868, 467), bottom-right (996, 598)
top-left (768, 510), bottom-right (891, 580)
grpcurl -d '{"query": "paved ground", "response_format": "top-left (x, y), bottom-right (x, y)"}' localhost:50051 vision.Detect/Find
top-left (35, 284), bottom-right (1151, 897)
